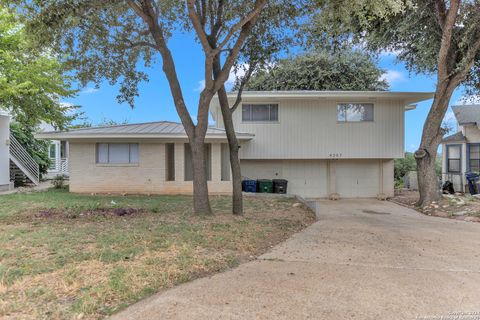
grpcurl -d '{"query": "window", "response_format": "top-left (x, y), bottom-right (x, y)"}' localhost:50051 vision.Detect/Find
top-left (447, 145), bottom-right (461, 173)
top-left (96, 143), bottom-right (139, 164)
top-left (49, 143), bottom-right (57, 159)
top-left (184, 144), bottom-right (211, 181)
top-left (337, 103), bottom-right (374, 122)
top-left (242, 104), bottom-right (278, 122)
top-left (469, 144), bottom-right (480, 172)
top-left (165, 143), bottom-right (175, 181)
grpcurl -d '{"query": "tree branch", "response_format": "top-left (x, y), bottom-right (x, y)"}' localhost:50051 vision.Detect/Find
top-left (213, 0), bottom-right (267, 92)
top-left (436, 0), bottom-right (460, 81)
top-left (211, 1), bottom-right (266, 56)
top-left (127, 0), bottom-right (195, 138)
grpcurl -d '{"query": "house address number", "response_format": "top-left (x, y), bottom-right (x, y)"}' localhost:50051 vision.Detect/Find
top-left (329, 153), bottom-right (342, 158)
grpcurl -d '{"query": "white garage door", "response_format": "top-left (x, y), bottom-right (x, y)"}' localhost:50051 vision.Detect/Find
top-left (282, 160), bottom-right (328, 198)
top-left (241, 160), bottom-right (328, 198)
top-left (336, 160), bottom-right (380, 198)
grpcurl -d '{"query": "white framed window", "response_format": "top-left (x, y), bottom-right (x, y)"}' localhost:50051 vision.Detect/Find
top-left (447, 145), bottom-right (461, 173)
top-left (96, 143), bottom-right (139, 164)
top-left (337, 103), bottom-right (374, 122)
top-left (242, 104), bottom-right (279, 122)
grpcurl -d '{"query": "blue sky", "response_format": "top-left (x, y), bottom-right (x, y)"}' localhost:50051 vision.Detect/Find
top-left (66, 32), bottom-right (469, 153)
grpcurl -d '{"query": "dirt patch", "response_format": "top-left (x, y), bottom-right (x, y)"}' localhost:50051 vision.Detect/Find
top-left (362, 210), bottom-right (391, 215)
top-left (35, 207), bottom-right (142, 219)
top-left (391, 189), bottom-right (480, 222)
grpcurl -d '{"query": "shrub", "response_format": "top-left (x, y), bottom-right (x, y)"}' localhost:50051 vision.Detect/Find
top-left (51, 175), bottom-right (66, 189)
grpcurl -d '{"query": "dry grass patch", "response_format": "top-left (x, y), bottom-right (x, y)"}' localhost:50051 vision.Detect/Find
top-left (0, 188), bottom-right (315, 319)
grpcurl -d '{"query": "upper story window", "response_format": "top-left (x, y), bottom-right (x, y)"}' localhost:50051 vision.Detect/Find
top-left (96, 143), bottom-right (139, 164)
top-left (337, 103), bottom-right (374, 122)
top-left (242, 104), bottom-right (278, 122)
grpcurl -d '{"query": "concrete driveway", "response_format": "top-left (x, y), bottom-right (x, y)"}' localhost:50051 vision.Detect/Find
top-left (111, 200), bottom-right (480, 320)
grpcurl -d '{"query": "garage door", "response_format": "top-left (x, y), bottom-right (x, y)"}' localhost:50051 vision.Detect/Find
top-left (335, 160), bottom-right (380, 198)
top-left (282, 160), bottom-right (328, 198)
top-left (241, 160), bottom-right (328, 198)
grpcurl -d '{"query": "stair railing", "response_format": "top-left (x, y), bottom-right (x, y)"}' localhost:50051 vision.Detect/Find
top-left (9, 133), bottom-right (40, 185)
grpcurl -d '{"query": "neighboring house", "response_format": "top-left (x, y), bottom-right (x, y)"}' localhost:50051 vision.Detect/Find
top-left (0, 111), bottom-right (40, 189)
top-left (441, 105), bottom-right (480, 193)
top-left (39, 123), bottom-right (69, 178)
top-left (0, 112), bottom-right (12, 191)
top-left (36, 91), bottom-right (434, 199)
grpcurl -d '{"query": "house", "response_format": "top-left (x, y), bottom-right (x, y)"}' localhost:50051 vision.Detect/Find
top-left (0, 112), bottom-right (12, 191)
top-left (39, 123), bottom-right (69, 178)
top-left (36, 91), bottom-right (434, 199)
top-left (441, 105), bottom-right (480, 192)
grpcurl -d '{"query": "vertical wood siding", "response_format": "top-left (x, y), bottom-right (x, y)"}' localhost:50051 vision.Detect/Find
top-left (216, 99), bottom-right (405, 159)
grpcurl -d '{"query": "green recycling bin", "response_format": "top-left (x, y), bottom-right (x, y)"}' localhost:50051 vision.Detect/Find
top-left (257, 179), bottom-right (273, 193)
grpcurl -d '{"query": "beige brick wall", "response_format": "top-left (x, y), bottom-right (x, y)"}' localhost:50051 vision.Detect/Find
top-left (69, 142), bottom-right (232, 195)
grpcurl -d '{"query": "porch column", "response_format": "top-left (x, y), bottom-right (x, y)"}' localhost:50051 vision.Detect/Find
top-left (211, 143), bottom-right (222, 182)
top-left (174, 143), bottom-right (185, 182)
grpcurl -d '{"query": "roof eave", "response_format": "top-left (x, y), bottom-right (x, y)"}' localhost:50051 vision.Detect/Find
top-left (34, 133), bottom-right (254, 141)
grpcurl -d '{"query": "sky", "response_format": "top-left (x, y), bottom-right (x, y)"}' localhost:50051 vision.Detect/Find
top-left (65, 31), bottom-right (472, 154)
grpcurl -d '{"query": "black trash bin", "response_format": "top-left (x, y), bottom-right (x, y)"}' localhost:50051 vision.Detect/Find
top-left (273, 179), bottom-right (288, 194)
top-left (465, 172), bottom-right (479, 195)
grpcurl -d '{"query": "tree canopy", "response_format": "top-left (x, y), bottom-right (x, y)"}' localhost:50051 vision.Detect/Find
top-left (240, 50), bottom-right (388, 91)
top-left (309, 0), bottom-right (480, 206)
top-left (0, 9), bottom-right (78, 129)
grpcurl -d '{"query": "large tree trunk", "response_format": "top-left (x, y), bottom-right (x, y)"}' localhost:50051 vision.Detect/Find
top-left (190, 137), bottom-right (212, 214)
top-left (218, 91), bottom-right (243, 215)
top-left (415, 83), bottom-right (455, 207)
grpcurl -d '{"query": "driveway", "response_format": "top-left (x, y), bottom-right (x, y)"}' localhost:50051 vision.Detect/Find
top-left (111, 200), bottom-right (480, 320)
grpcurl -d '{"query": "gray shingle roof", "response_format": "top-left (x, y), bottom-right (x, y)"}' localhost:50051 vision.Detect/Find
top-left (452, 105), bottom-right (480, 125)
top-left (36, 121), bottom-right (254, 140)
top-left (442, 131), bottom-right (466, 143)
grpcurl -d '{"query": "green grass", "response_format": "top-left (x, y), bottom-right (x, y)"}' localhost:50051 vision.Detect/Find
top-left (0, 188), bottom-right (314, 319)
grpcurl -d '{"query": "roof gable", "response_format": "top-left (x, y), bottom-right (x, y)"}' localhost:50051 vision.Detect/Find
top-left (452, 105), bottom-right (480, 125)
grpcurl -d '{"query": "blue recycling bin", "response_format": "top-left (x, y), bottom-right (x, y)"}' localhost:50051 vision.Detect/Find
top-left (242, 180), bottom-right (257, 193)
top-left (465, 172), bottom-right (479, 195)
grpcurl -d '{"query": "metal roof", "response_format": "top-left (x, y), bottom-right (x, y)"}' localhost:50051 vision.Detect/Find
top-left (35, 121), bottom-right (254, 140)
top-left (442, 131), bottom-right (466, 143)
top-left (452, 105), bottom-right (480, 125)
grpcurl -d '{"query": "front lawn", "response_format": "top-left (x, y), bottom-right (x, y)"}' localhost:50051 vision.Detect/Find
top-left (0, 188), bottom-right (314, 319)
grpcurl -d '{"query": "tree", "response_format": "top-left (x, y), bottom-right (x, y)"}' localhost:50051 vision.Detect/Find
top-left (213, 2), bottom-right (301, 215)
top-left (241, 50), bottom-right (389, 91)
top-left (310, 0), bottom-right (480, 207)
top-left (14, 1), bottom-right (269, 214)
top-left (0, 8), bottom-right (78, 129)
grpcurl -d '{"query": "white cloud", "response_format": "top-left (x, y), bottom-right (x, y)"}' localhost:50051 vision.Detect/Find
top-left (409, 144), bottom-right (418, 151)
top-left (194, 80), bottom-right (206, 92)
top-left (194, 63), bottom-right (249, 92)
top-left (454, 95), bottom-right (480, 105)
top-left (81, 87), bottom-right (99, 94)
top-left (380, 70), bottom-right (406, 85)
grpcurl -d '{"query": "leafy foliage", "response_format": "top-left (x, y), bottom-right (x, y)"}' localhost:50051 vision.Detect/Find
top-left (0, 8), bottom-right (79, 129)
top-left (394, 152), bottom-right (442, 185)
top-left (394, 152), bottom-right (417, 182)
top-left (241, 50), bottom-right (388, 91)
top-left (9, 122), bottom-right (50, 176)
